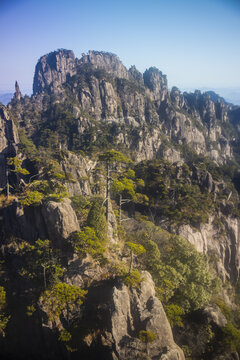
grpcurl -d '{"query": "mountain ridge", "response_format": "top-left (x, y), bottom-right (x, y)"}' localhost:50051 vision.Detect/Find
top-left (1, 49), bottom-right (240, 359)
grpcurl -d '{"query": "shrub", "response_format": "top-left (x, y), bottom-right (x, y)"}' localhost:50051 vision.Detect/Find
top-left (139, 330), bottom-right (156, 343)
top-left (87, 197), bottom-right (108, 242)
top-left (41, 282), bottom-right (87, 325)
top-left (121, 269), bottom-right (142, 288)
top-left (164, 304), bottom-right (184, 327)
top-left (221, 322), bottom-right (240, 352)
top-left (70, 227), bottom-right (107, 264)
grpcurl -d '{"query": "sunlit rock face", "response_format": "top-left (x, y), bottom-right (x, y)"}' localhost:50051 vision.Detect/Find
top-left (33, 49), bottom-right (76, 94)
top-left (30, 49), bottom-right (235, 165)
top-left (74, 271), bottom-right (185, 360)
top-left (0, 105), bottom-right (19, 189)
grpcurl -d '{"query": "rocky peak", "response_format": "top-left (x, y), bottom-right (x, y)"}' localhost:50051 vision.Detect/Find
top-left (170, 86), bottom-right (185, 108)
top-left (33, 49), bottom-right (76, 94)
top-left (0, 106), bottom-right (19, 189)
top-left (128, 65), bottom-right (144, 84)
top-left (0, 105), bottom-right (19, 154)
top-left (184, 90), bottom-right (230, 125)
top-left (143, 66), bottom-right (168, 101)
top-left (13, 81), bottom-right (22, 101)
top-left (79, 50), bottom-right (130, 80)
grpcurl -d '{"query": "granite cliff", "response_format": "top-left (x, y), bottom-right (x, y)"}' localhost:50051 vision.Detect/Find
top-left (1, 49), bottom-right (240, 359)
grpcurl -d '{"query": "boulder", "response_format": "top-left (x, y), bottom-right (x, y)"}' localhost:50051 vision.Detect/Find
top-left (41, 198), bottom-right (80, 246)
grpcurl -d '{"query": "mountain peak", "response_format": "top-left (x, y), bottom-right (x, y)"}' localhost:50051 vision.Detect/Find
top-left (33, 49), bottom-right (76, 94)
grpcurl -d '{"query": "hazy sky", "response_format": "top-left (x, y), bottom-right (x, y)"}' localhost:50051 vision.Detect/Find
top-left (0, 0), bottom-right (240, 94)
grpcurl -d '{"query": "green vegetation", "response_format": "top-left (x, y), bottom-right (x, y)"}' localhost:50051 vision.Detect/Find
top-left (125, 241), bottom-right (146, 274)
top-left (7, 157), bottom-right (30, 176)
top-left (138, 330), bottom-right (156, 343)
top-left (40, 282), bottom-right (87, 326)
top-left (3, 75), bottom-right (240, 360)
top-left (221, 322), bottom-right (240, 352)
top-left (139, 330), bottom-right (157, 357)
top-left (86, 197), bottom-right (108, 241)
top-left (17, 238), bottom-right (64, 289)
top-left (164, 304), bottom-right (184, 327)
top-left (128, 221), bottom-right (219, 313)
top-left (71, 195), bottom-right (91, 226)
top-left (134, 159), bottom-right (214, 225)
top-left (0, 286), bottom-right (9, 336)
top-left (70, 227), bottom-right (107, 264)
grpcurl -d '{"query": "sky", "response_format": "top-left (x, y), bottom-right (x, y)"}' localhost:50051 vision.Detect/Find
top-left (0, 0), bottom-right (240, 99)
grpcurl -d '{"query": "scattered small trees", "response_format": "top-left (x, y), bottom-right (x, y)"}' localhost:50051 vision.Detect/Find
top-left (6, 157), bottom-right (29, 198)
top-left (129, 222), bottom-right (219, 313)
top-left (125, 242), bottom-right (145, 274)
top-left (18, 238), bottom-right (64, 289)
top-left (70, 227), bottom-right (107, 264)
top-left (40, 282), bottom-right (87, 326)
top-left (98, 150), bottom-right (130, 223)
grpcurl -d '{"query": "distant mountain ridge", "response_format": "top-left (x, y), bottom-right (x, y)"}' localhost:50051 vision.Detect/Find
top-left (0, 92), bottom-right (13, 105)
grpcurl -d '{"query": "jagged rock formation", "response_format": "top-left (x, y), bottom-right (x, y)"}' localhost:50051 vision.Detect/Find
top-left (178, 215), bottom-right (240, 282)
top-left (77, 272), bottom-right (184, 360)
top-left (0, 105), bottom-right (19, 189)
top-left (33, 49), bottom-right (76, 94)
top-left (3, 50), bottom-right (240, 283)
top-left (13, 81), bottom-right (22, 101)
top-left (106, 271), bottom-right (184, 360)
top-left (1, 197), bottom-right (79, 246)
top-left (14, 49), bottom-right (235, 166)
top-left (1, 49), bottom-right (240, 359)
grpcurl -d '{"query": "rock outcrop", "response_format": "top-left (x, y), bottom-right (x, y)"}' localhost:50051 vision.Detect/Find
top-left (41, 198), bottom-right (80, 247)
top-left (0, 105), bottom-right (19, 189)
top-left (13, 81), bottom-right (22, 101)
top-left (1, 198), bottom-right (79, 248)
top-left (66, 271), bottom-right (184, 360)
top-left (79, 50), bottom-right (130, 80)
top-left (33, 49), bottom-right (76, 94)
top-left (2, 48), bottom-right (240, 360)
top-left (107, 271), bottom-right (184, 360)
top-left (177, 215), bottom-right (240, 282)
top-left (12, 49), bottom-right (235, 166)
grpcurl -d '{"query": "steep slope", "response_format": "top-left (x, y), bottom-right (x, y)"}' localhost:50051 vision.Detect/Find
top-left (7, 49), bottom-right (240, 282)
top-left (9, 49), bottom-right (237, 163)
top-left (1, 49), bottom-right (240, 359)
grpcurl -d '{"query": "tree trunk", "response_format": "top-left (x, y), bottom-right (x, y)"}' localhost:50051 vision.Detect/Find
top-left (6, 168), bottom-right (9, 199)
top-left (119, 194), bottom-right (122, 223)
top-left (43, 265), bottom-right (47, 289)
top-left (106, 160), bottom-right (110, 223)
top-left (129, 249), bottom-right (133, 274)
top-left (66, 302), bottom-right (69, 326)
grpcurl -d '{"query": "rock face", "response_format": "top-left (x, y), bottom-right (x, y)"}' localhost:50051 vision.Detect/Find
top-left (6, 48), bottom-right (240, 282)
top-left (41, 198), bottom-right (80, 246)
top-left (108, 271), bottom-right (184, 360)
top-left (1, 198), bottom-right (80, 248)
top-left (2, 48), bottom-right (240, 360)
top-left (33, 49), bottom-right (76, 94)
top-left (26, 49), bottom-right (235, 165)
top-left (79, 50), bottom-right (130, 80)
top-left (60, 151), bottom-right (92, 196)
top-left (13, 81), bottom-right (22, 101)
top-left (202, 305), bottom-right (227, 327)
top-left (143, 66), bottom-right (168, 101)
top-left (0, 105), bottom-right (19, 189)
top-left (79, 271), bottom-right (184, 360)
top-left (177, 215), bottom-right (240, 282)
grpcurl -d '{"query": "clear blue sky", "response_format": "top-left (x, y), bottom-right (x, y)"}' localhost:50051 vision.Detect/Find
top-left (0, 0), bottom-right (240, 95)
